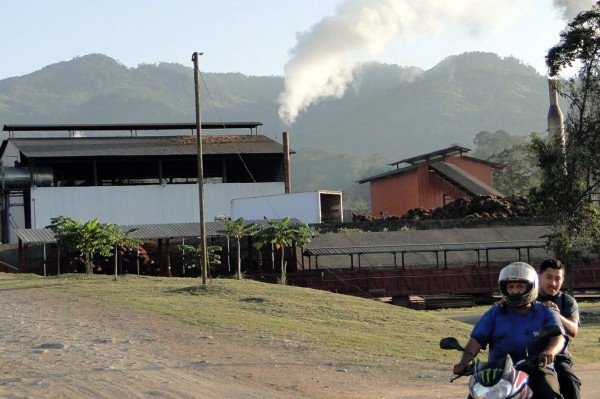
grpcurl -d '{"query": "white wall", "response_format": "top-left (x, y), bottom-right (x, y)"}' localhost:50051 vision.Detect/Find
top-left (231, 191), bottom-right (343, 224)
top-left (9, 182), bottom-right (284, 243)
top-left (231, 192), bottom-right (320, 223)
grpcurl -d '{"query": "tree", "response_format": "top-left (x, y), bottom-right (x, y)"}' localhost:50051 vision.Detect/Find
top-left (532, 1), bottom-right (600, 291)
top-left (222, 218), bottom-right (260, 279)
top-left (545, 1), bottom-right (600, 197)
top-left (253, 217), bottom-right (314, 285)
top-left (488, 142), bottom-right (540, 196)
top-left (471, 130), bottom-right (527, 160)
top-left (529, 132), bottom-right (600, 291)
top-left (47, 217), bottom-right (139, 275)
top-left (469, 130), bottom-right (538, 196)
top-left (177, 242), bottom-right (222, 276)
top-left (110, 226), bottom-right (140, 279)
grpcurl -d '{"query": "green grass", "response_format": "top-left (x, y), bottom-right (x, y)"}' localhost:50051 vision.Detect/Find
top-left (1, 273), bottom-right (598, 367)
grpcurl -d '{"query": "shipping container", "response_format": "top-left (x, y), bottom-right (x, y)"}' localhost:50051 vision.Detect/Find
top-left (231, 191), bottom-right (343, 224)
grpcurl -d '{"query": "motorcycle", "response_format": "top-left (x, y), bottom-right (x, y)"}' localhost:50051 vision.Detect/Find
top-left (439, 325), bottom-right (562, 399)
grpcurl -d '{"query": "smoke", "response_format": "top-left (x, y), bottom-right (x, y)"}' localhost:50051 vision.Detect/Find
top-left (277, 0), bottom-right (596, 126)
top-left (552, 0), bottom-right (597, 20)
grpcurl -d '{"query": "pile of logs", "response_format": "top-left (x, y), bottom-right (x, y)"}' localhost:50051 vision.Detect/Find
top-left (403, 195), bottom-right (535, 221)
top-left (352, 195), bottom-right (536, 222)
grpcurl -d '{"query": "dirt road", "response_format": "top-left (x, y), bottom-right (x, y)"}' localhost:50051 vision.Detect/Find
top-left (1, 288), bottom-right (598, 398)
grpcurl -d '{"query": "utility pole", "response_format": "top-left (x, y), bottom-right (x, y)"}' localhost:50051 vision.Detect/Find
top-left (192, 51), bottom-right (208, 285)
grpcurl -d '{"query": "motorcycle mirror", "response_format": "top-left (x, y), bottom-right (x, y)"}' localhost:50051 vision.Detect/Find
top-left (439, 337), bottom-right (464, 351)
top-left (534, 324), bottom-right (562, 341)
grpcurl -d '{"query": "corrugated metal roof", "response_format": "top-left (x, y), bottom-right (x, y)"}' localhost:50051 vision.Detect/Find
top-left (3, 122), bottom-right (262, 132)
top-left (303, 239), bottom-right (547, 256)
top-left (390, 145), bottom-right (471, 166)
top-left (430, 161), bottom-right (504, 196)
top-left (13, 228), bottom-right (56, 244)
top-left (6, 135), bottom-right (287, 159)
top-left (125, 219), bottom-right (303, 239)
top-left (14, 218), bottom-right (305, 243)
top-left (357, 164), bottom-right (418, 184)
top-left (359, 146), bottom-right (502, 184)
top-left (121, 222), bottom-right (225, 239)
top-left (460, 155), bottom-right (505, 169)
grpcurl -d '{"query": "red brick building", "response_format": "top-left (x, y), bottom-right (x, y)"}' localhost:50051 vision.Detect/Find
top-left (358, 146), bottom-right (504, 218)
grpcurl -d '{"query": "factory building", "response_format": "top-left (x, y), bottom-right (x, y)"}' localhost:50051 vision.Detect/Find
top-left (0, 123), bottom-right (290, 243)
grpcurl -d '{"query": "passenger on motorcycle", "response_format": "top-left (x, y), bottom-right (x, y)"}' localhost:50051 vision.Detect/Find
top-left (453, 262), bottom-right (566, 398)
top-left (538, 258), bottom-right (581, 399)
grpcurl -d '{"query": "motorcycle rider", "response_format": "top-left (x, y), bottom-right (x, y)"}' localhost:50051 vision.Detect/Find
top-left (453, 262), bottom-right (565, 398)
top-left (538, 258), bottom-right (581, 399)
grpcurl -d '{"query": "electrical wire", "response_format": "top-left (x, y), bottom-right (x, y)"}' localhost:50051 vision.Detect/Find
top-left (199, 71), bottom-right (284, 220)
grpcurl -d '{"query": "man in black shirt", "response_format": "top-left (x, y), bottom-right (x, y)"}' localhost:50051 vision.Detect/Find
top-left (538, 258), bottom-right (581, 399)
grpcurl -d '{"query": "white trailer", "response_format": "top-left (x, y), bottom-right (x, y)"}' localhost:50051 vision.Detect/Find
top-left (231, 191), bottom-right (343, 224)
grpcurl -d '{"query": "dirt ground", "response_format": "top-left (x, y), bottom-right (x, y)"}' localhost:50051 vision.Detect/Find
top-left (1, 289), bottom-right (598, 399)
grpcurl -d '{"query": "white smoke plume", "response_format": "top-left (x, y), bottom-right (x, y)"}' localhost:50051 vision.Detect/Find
top-left (553, 0), bottom-right (596, 20)
top-left (277, 0), bottom-right (595, 126)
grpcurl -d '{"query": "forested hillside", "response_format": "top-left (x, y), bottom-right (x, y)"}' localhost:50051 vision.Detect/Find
top-left (0, 52), bottom-right (558, 210)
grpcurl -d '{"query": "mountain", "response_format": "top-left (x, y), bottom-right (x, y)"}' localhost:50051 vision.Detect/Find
top-left (290, 52), bottom-right (550, 158)
top-left (0, 54), bottom-right (283, 125)
top-left (0, 52), bottom-right (558, 208)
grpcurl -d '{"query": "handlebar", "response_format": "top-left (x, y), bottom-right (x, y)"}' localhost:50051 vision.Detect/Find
top-left (450, 364), bottom-right (475, 382)
top-left (515, 355), bottom-right (555, 370)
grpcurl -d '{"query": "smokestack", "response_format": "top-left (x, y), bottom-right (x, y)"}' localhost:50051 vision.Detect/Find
top-left (282, 132), bottom-right (292, 193)
top-left (547, 79), bottom-right (565, 147)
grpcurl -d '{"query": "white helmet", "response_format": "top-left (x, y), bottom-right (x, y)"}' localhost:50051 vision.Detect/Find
top-left (498, 262), bottom-right (539, 307)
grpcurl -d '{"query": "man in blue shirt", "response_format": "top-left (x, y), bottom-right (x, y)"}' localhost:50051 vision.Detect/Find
top-left (453, 262), bottom-right (565, 398)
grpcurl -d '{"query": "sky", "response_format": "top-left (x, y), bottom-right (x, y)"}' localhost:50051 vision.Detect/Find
top-left (1, 0), bottom-right (597, 123)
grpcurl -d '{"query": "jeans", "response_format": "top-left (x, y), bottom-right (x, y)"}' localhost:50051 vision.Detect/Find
top-left (554, 354), bottom-right (581, 399)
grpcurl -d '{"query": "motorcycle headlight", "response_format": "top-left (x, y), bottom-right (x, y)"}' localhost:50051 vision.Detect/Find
top-left (471, 380), bottom-right (512, 399)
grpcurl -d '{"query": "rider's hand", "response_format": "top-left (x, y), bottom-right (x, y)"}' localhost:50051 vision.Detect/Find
top-left (538, 351), bottom-right (555, 367)
top-left (453, 362), bottom-right (466, 375)
top-left (543, 301), bottom-right (559, 313)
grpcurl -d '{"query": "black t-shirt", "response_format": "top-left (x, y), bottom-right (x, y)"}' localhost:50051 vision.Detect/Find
top-left (538, 291), bottom-right (579, 354)
top-left (538, 291), bottom-right (579, 322)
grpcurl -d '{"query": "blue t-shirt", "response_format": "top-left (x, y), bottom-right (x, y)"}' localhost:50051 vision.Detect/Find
top-left (471, 302), bottom-right (563, 362)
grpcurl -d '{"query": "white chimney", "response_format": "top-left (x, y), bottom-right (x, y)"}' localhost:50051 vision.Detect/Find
top-left (547, 79), bottom-right (565, 147)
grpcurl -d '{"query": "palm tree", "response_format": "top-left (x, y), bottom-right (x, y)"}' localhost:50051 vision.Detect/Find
top-left (177, 242), bottom-right (222, 276)
top-left (47, 216), bottom-right (139, 275)
top-left (222, 218), bottom-right (260, 279)
top-left (253, 217), bottom-right (314, 285)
